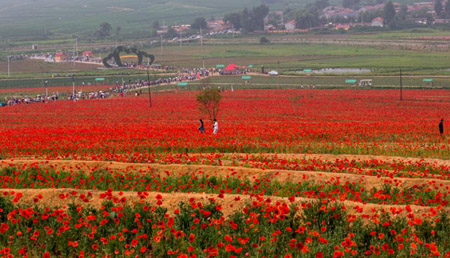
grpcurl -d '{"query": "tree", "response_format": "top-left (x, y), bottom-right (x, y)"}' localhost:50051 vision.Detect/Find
top-left (315, 0), bottom-right (330, 10)
top-left (196, 89), bottom-right (222, 121)
top-left (435, 0), bottom-right (443, 17)
top-left (241, 8), bottom-right (251, 31)
top-left (426, 13), bottom-right (434, 25)
top-left (191, 17), bottom-right (207, 29)
top-left (383, 2), bottom-right (397, 29)
top-left (252, 4), bottom-right (270, 30)
top-left (224, 12), bottom-right (242, 29)
top-left (343, 0), bottom-right (360, 9)
top-left (94, 22), bottom-right (112, 38)
top-left (398, 4), bottom-right (408, 20)
top-left (445, 0), bottom-right (450, 18)
top-left (152, 20), bottom-right (160, 30)
top-left (260, 36), bottom-right (270, 44)
top-left (295, 9), bottom-right (320, 29)
top-left (166, 26), bottom-right (177, 38)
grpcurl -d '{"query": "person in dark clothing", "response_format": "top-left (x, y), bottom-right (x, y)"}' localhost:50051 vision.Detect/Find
top-left (199, 119), bottom-right (205, 133)
top-left (439, 119), bottom-right (444, 136)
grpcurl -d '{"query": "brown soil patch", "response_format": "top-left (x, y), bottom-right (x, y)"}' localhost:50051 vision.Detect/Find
top-left (220, 153), bottom-right (450, 166)
top-left (2, 159), bottom-right (449, 192)
top-left (1, 188), bottom-right (446, 218)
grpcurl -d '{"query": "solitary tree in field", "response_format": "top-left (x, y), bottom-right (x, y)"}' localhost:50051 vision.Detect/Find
top-left (196, 89), bottom-right (222, 121)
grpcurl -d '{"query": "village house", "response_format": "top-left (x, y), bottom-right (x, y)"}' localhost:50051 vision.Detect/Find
top-left (207, 20), bottom-right (229, 32)
top-left (284, 20), bottom-right (296, 31)
top-left (173, 24), bottom-right (191, 32)
top-left (434, 18), bottom-right (450, 24)
top-left (371, 17), bottom-right (384, 27)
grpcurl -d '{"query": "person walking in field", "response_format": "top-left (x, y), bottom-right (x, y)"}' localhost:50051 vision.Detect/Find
top-left (199, 119), bottom-right (205, 133)
top-left (213, 119), bottom-right (218, 134)
top-left (439, 119), bottom-right (444, 136)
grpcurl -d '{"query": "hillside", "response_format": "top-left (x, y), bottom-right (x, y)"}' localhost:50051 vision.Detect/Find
top-left (0, 0), bottom-right (305, 40)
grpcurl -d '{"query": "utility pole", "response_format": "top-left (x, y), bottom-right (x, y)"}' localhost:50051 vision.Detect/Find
top-left (200, 27), bottom-right (203, 47)
top-left (400, 69), bottom-right (403, 101)
top-left (75, 37), bottom-right (78, 57)
top-left (232, 24), bottom-right (235, 40)
top-left (7, 55), bottom-right (10, 77)
top-left (72, 74), bottom-right (75, 98)
top-left (277, 61), bottom-right (280, 89)
top-left (45, 80), bottom-right (48, 97)
top-left (147, 67), bottom-right (153, 107)
top-left (160, 34), bottom-right (163, 54)
top-left (180, 29), bottom-right (182, 47)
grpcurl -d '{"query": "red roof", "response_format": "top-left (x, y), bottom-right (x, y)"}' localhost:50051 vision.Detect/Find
top-left (55, 52), bottom-right (65, 57)
top-left (224, 64), bottom-right (238, 71)
top-left (82, 51), bottom-right (93, 56)
top-left (372, 17), bottom-right (384, 23)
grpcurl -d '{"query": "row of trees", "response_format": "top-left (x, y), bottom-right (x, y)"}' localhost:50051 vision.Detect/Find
top-left (434, 0), bottom-right (450, 18)
top-left (224, 5), bottom-right (269, 32)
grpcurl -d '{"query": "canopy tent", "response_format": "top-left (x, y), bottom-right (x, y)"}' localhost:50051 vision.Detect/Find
top-left (224, 64), bottom-right (238, 71)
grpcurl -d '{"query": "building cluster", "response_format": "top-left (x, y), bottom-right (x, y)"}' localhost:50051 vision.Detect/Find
top-left (264, 1), bottom-right (450, 32)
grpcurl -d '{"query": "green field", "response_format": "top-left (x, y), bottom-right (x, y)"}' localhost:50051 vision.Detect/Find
top-left (2, 41), bottom-right (450, 93)
top-left (193, 75), bottom-right (450, 88)
top-left (0, 0), bottom-right (306, 40)
top-left (146, 43), bottom-right (450, 74)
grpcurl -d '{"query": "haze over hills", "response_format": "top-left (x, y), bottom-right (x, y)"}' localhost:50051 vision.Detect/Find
top-left (0, 0), bottom-right (305, 40)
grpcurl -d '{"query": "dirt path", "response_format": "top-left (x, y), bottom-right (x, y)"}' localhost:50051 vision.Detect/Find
top-left (2, 159), bottom-right (449, 191)
top-left (1, 188), bottom-right (446, 218)
top-left (217, 153), bottom-right (450, 165)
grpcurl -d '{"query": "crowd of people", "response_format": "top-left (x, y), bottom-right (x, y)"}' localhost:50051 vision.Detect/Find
top-left (1, 95), bottom-right (55, 106)
top-left (1, 67), bottom-right (212, 107)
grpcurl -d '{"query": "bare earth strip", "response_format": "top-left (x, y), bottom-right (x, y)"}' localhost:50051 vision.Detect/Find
top-left (220, 153), bottom-right (450, 165)
top-left (0, 188), bottom-right (446, 218)
top-left (2, 159), bottom-right (450, 191)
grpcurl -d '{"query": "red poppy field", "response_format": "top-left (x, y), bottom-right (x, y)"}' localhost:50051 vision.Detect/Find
top-left (0, 89), bottom-right (449, 257)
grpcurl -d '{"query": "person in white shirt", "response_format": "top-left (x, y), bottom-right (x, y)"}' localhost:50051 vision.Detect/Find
top-left (213, 119), bottom-right (218, 134)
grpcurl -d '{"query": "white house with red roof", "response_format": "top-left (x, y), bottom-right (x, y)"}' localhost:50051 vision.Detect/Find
top-left (284, 20), bottom-right (296, 31)
top-left (371, 17), bottom-right (384, 27)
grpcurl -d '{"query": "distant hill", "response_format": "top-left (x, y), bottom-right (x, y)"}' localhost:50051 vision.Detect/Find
top-left (0, 0), bottom-right (305, 40)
